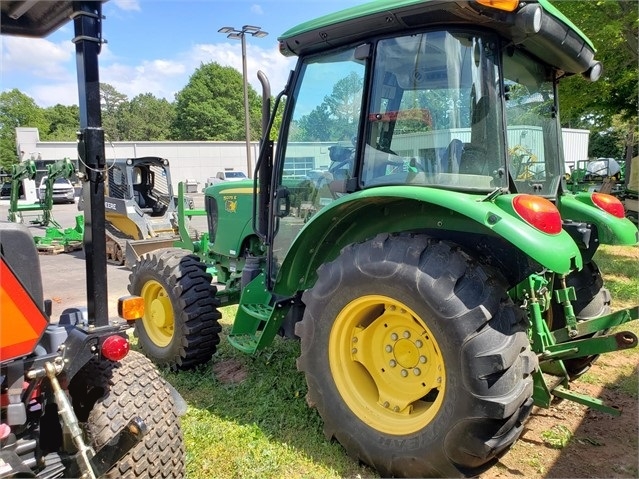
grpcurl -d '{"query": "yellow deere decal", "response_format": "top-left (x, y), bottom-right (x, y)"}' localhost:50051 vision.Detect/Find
top-left (224, 196), bottom-right (238, 213)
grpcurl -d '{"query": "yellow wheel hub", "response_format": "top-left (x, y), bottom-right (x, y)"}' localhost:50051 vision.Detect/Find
top-left (329, 295), bottom-right (446, 435)
top-left (141, 280), bottom-right (175, 347)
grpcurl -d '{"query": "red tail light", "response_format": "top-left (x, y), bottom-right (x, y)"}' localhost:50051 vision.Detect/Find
top-left (592, 192), bottom-right (625, 218)
top-left (101, 335), bottom-right (130, 361)
top-left (512, 195), bottom-right (562, 234)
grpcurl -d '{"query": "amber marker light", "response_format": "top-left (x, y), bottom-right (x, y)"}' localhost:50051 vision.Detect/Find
top-left (512, 195), bottom-right (562, 234)
top-left (475, 0), bottom-right (520, 12)
top-left (118, 295), bottom-right (145, 320)
top-left (591, 192), bottom-right (625, 218)
top-left (101, 335), bottom-right (130, 361)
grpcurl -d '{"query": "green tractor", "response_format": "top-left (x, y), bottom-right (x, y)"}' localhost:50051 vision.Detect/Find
top-left (128, 1), bottom-right (638, 477)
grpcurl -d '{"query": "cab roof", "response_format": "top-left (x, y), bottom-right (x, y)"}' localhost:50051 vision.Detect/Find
top-left (278, 0), bottom-right (597, 76)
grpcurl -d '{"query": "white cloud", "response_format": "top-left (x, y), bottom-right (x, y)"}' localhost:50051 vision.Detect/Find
top-left (30, 82), bottom-right (79, 107)
top-left (113, 0), bottom-right (141, 12)
top-left (1, 36), bottom-right (73, 79)
top-left (251, 4), bottom-right (264, 15)
top-left (101, 58), bottom-right (187, 101)
top-left (1, 36), bottom-right (295, 107)
top-left (188, 42), bottom-right (295, 97)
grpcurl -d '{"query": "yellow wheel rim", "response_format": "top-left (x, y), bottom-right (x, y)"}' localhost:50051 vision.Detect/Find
top-left (140, 279), bottom-right (175, 348)
top-left (329, 295), bottom-right (446, 435)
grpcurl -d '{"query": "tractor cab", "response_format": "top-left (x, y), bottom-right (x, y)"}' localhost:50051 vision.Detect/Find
top-left (106, 157), bottom-right (173, 216)
top-left (261, 0), bottom-right (606, 286)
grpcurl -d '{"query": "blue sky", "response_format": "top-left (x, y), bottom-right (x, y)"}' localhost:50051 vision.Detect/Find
top-left (1, 0), bottom-right (370, 107)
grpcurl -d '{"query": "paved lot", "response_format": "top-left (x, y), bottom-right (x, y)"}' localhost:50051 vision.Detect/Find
top-left (0, 194), bottom-right (206, 320)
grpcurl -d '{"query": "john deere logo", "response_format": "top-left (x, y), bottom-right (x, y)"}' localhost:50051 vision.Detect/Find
top-left (224, 196), bottom-right (238, 213)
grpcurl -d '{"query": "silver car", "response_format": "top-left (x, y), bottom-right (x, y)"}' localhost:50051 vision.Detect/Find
top-left (38, 176), bottom-right (76, 203)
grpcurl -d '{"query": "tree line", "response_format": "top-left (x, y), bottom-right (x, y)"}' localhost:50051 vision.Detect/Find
top-left (0, 63), bottom-right (265, 171)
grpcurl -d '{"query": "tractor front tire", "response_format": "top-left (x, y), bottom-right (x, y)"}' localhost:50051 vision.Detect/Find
top-left (69, 351), bottom-right (185, 478)
top-left (297, 234), bottom-right (537, 478)
top-left (129, 248), bottom-right (222, 370)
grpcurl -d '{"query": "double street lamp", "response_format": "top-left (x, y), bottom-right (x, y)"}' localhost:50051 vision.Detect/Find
top-left (218, 25), bottom-right (268, 179)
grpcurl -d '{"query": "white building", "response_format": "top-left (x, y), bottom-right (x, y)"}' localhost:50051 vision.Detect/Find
top-left (15, 127), bottom-right (257, 192)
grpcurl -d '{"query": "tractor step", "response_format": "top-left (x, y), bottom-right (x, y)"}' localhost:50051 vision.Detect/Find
top-left (240, 302), bottom-right (272, 322)
top-left (228, 331), bottom-right (264, 354)
top-left (227, 273), bottom-right (292, 354)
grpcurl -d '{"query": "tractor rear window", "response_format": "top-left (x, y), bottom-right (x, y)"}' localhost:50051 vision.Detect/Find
top-left (361, 31), bottom-right (506, 192)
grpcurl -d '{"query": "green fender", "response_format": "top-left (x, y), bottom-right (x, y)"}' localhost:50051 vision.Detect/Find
top-left (273, 187), bottom-right (582, 296)
top-left (558, 193), bottom-right (639, 245)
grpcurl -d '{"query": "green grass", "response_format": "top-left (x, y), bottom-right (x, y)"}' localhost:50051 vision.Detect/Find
top-left (151, 310), bottom-right (377, 479)
top-left (541, 425), bottom-right (573, 449)
top-left (580, 244), bottom-right (639, 396)
top-left (152, 243), bottom-right (638, 479)
top-left (592, 244), bottom-right (639, 307)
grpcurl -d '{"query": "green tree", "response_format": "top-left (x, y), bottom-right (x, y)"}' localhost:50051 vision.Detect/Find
top-left (558, 1), bottom-right (638, 159)
top-left (171, 62), bottom-right (261, 141)
top-left (100, 83), bottom-right (129, 141)
top-left (0, 89), bottom-right (47, 170)
top-left (42, 104), bottom-right (79, 141)
top-left (294, 71), bottom-right (363, 142)
top-left (121, 93), bottom-right (175, 140)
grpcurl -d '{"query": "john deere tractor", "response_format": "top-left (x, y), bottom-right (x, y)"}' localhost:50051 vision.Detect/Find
top-left (129, 1), bottom-right (638, 477)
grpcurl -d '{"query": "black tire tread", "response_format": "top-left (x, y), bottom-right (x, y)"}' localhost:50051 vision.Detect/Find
top-left (129, 247), bottom-right (222, 370)
top-left (70, 351), bottom-right (185, 478)
top-left (297, 233), bottom-right (537, 478)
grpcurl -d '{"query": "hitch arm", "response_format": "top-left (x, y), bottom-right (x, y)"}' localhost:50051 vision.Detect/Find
top-left (552, 306), bottom-right (639, 343)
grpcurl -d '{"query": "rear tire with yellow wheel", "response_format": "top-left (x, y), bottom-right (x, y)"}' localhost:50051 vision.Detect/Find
top-left (128, 248), bottom-right (222, 370)
top-left (297, 234), bottom-right (537, 478)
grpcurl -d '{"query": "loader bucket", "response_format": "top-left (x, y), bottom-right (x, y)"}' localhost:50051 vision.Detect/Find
top-left (124, 237), bottom-right (179, 269)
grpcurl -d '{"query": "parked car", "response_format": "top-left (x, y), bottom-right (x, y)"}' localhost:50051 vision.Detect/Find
top-left (0, 180), bottom-right (23, 199)
top-left (38, 176), bottom-right (75, 203)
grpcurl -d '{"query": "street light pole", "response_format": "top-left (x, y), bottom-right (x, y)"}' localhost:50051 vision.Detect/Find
top-left (240, 33), bottom-right (251, 178)
top-left (218, 25), bottom-right (268, 179)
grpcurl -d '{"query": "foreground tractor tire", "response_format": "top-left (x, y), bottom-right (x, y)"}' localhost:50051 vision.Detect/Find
top-left (69, 351), bottom-right (185, 478)
top-left (550, 261), bottom-right (611, 378)
top-left (298, 234), bottom-right (537, 478)
top-left (128, 248), bottom-right (222, 370)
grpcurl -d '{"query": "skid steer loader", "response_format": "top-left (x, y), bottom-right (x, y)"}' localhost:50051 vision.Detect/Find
top-left (79, 157), bottom-right (195, 267)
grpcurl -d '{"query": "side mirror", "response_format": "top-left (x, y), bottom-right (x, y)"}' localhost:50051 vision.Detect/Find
top-left (275, 187), bottom-right (290, 217)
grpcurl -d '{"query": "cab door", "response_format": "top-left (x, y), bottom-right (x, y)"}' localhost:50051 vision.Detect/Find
top-left (268, 46), bottom-right (368, 281)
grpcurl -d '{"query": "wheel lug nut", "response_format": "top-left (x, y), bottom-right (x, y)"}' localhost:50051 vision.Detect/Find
top-left (389, 305), bottom-right (396, 311)
top-left (383, 401), bottom-right (389, 408)
top-left (415, 340), bottom-right (423, 348)
top-left (385, 345), bottom-right (392, 353)
top-left (393, 406), bottom-right (400, 412)
top-left (420, 356), bottom-right (427, 364)
top-left (403, 331), bottom-right (410, 339)
top-left (391, 333), bottom-right (398, 341)
top-left (413, 368), bottom-right (421, 376)
top-left (401, 369), bottom-right (408, 377)
top-left (352, 337), bottom-right (358, 343)
top-left (352, 348), bottom-right (357, 354)
top-left (389, 360), bottom-right (397, 367)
